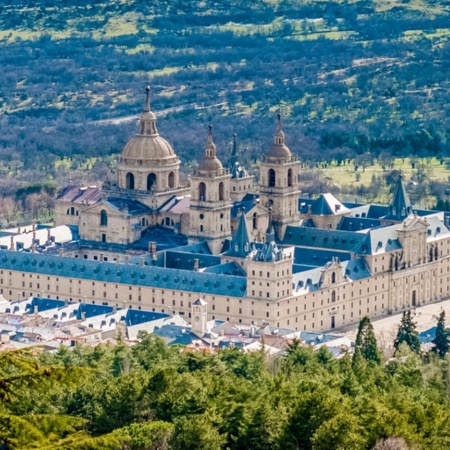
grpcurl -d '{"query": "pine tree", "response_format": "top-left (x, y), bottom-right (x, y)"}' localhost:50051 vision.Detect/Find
top-left (394, 310), bottom-right (421, 354)
top-left (353, 316), bottom-right (381, 364)
top-left (432, 310), bottom-right (449, 358)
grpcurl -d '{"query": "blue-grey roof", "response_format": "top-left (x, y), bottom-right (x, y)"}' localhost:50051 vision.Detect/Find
top-left (225, 213), bottom-right (255, 258)
top-left (25, 297), bottom-right (66, 313)
top-left (352, 226), bottom-right (401, 255)
top-left (337, 216), bottom-right (381, 231)
top-left (164, 251), bottom-right (220, 271)
top-left (384, 177), bottom-right (413, 221)
top-left (231, 198), bottom-right (258, 220)
top-left (105, 197), bottom-right (151, 216)
top-left (293, 247), bottom-right (351, 267)
top-left (203, 261), bottom-right (246, 276)
top-left (0, 250), bottom-right (247, 297)
top-left (283, 226), bottom-right (366, 253)
top-left (170, 241), bottom-right (212, 254)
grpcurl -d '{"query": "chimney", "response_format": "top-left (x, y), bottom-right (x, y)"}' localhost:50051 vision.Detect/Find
top-left (32, 223), bottom-right (36, 232)
top-left (100, 253), bottom-right (103, 262)
top-left (34, 304), bottom-right (38, 315)
top-left (140, 256), bottom-right (145, 267)
top-left (17, 227), bottom-right (20, 234)
top-left (31, 244), bottom-right (35, 254)
top-left (307, 204), bottom-right (312, 215)
top-left (10, 236), bottom-right (14, 251)
top-left (150, 242), bottom-right (157, 260)
top-left (58, 247), bottom-right (64, 257)
top-left (194, 258), bottom-right (199, 272)
top-left (47, 228), bottom-right (51, 241)
top-left (125, 255), bottom-right (129, 266)
top-left (81, 311), bottom-right (86, 321)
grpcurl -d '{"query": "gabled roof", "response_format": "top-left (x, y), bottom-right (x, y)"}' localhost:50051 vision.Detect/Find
top-left (203, 261), bottom-right (246, 276)
top-left (337, 216), bottom-right (381, 232)
top-left (0, 250), bottom-right (247, 298)
top-left (225, 213), bottom-right (254, 258)
top-left (283, 226), bottom-right (366, 253)
top-left (104, 197), bottom-right (151, 216)
top-left (56, 185), bottom-right (102, 204)
top-left (384, 177), bottom-right (413, 221)
top-left (299, 193), bottom-right (349, 216)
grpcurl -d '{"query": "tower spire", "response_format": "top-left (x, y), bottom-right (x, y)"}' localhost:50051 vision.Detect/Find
top-left (205, 124), bottom-right (216, 158)
top-left (274, 113), bottom-right (285, 146)
top-left (139, 84), bottom-right (158, 136)
top-left (266, 205), bottom-right (275, 243)
top-left (144, 84), bottom-right (150, 112)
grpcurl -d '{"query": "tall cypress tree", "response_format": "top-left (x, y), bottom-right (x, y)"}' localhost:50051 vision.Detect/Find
top-left (394, 310), bottom-right (421, 354)
top-left (432, 310), bottom-right (449, 358)
top-left (353, 316), bottom-right (381, 364)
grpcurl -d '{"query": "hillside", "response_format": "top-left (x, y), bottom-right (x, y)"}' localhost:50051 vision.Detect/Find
top-left (0, 0), bottom-right (449, 215)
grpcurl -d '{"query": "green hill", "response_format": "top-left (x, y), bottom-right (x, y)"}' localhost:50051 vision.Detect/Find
top-left (0, 0), bottom-right (449, 197)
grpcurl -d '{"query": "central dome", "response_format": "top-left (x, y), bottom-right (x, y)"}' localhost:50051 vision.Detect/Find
top-left (122, 134), bottom-right (176, 163)
top-left (120, 86), bottom-right (178, 164)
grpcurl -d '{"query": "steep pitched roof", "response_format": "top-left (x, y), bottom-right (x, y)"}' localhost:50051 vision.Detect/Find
top-left (299, 193), bottom-right (349, 216)
top-left (225, 213), bottom-right (254, 258)
top-left (384, 177), bottom-right (413, 221)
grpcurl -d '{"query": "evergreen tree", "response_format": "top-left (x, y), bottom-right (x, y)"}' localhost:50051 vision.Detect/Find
top-left (432, 310), bottom-right (449, 358)
top-left (394, 311), bottom-right (421, 354)
top-left (353, 316), bottom-right (381, 364)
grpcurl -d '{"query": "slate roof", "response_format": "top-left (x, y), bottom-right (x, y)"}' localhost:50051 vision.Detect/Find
top-left (203, 262), bottom-right (246, 276)
top-left (105, 197), bottom-right (151, 216)
top-left (353, 226), bottom-right (401, 255)
top-left (283, 226), bottom-right (367, 253)
top-left (292, 257), bottom-right (371, 293)
top-left (293, 247), bottom-right (351, 268)
top-left (0, 250), bottom-right (247, 297)
top-left (231, 198), bottom-right (258, 220)
top-left (164, 250), bottom-right (220, 271)
top-left (299, 193), bottom-right (349, 216)
top-left (384, 177), bottom-right (413, 221)
top-left (254, 226), bottom-right (283, 262)
top-left (337, 216), bottom-right (381, 231)
top-left (225, 213), bottom-right (255, 258)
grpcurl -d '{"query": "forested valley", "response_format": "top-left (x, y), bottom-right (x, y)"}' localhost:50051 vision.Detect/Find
top-left (0, 0), bottom-right (449, 222)
top-left (3, 318), bottom-right (450, 450)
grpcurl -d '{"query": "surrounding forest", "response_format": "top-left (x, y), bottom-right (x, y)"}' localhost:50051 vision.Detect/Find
top-left (2, 313), bottom-right (450, 450)
top-left (0, 0), bottom-right (449, 222)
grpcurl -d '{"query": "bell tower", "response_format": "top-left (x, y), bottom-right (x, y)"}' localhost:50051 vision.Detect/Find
top-left (188, 126), bottom-right (232, 254)
top-left (259, 115), bottom-right (300, 240)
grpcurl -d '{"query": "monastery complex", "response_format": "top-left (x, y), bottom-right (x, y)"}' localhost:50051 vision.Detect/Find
top-left (1, 87), bottom-right (450, 333)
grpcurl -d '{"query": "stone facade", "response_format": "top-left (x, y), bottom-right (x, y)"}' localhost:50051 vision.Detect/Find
top-left (12, 90), bottom-right (450, 333)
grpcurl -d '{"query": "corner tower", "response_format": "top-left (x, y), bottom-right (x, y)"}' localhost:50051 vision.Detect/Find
top-left (115, 86), bottom-right (187, 209)
top-left (259, 115), bottom-right (300, 240)
top-left (188, 126), bottom-right (232, 254)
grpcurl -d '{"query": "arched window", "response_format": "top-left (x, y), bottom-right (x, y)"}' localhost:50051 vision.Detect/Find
top-left (331, 272), bottom-right (336, 284)
top-left (126, 172), bottom-right (135, 190)
top-left (287, 169), bottom-right (293, 187)
top-left (168, 172), bottom-right (175, 188)
top-left (218, 182), bottom-right (224, 201)
top-left (331, 290), bottom-right (336, 302)
top-left (268, 169), bottom-right (276, 187)
top-left (147, 173), bottom-right (156, 191)
top-left (100, 210), bottom-right (108, 227)
top-left (199, 182), bottom-right (206, 201)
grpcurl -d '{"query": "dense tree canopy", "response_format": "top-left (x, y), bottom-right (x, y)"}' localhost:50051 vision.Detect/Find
top-left (2, 324), bottom-right (450, 449)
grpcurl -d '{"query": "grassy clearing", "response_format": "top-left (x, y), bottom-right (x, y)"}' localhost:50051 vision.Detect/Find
top-left (322, 157), bottom-right (450, 188)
